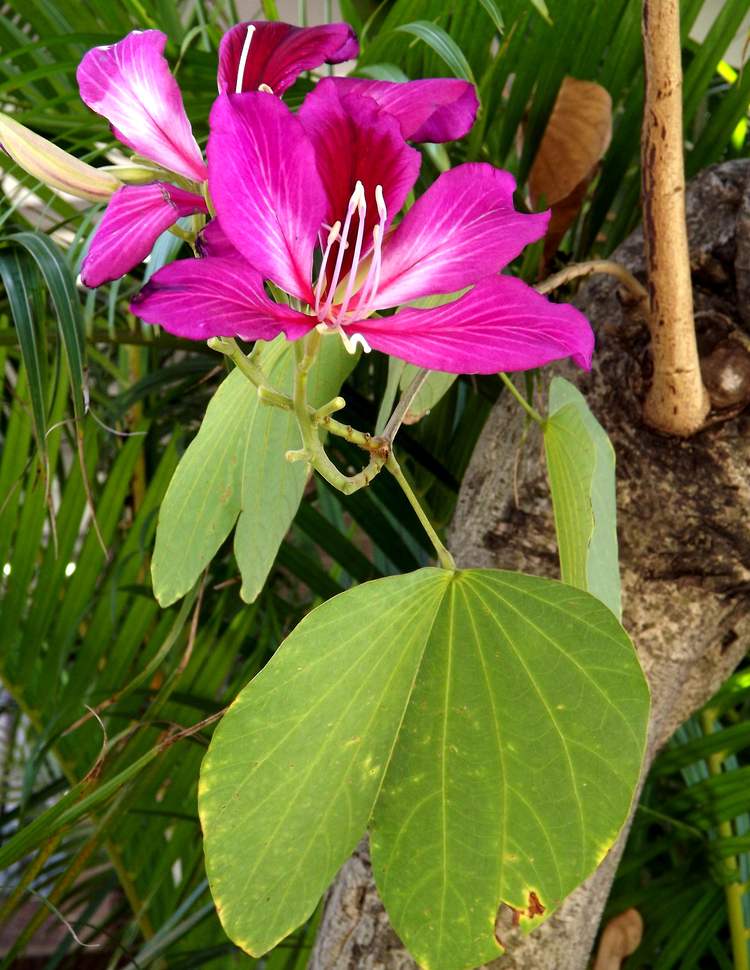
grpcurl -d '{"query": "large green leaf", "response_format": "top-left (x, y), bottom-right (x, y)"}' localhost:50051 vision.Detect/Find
top-left (152, 337), bottom-right (354, 607)
top-left (200, 568), bottom-right (648, 969)
top-left (543, 377), bottom-right (621, 618)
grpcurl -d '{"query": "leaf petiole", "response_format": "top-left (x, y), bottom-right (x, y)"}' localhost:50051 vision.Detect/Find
top-left (386, 453), bottom-right (456, 570)
top-left (499, 372), bottom-right (545, 425)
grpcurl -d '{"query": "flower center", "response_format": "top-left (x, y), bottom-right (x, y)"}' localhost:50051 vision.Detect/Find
top-left (313, 181), bottom-right (387, 353)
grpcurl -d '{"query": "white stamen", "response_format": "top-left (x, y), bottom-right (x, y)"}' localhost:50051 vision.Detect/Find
top-left (235, 25), bottom-right (256, 94)
top-left (321, 223), bottom-right (348, 247)
top-left (375, 184), bottom-right (386, 220)
top-left (341, 331), bottom-right (372, 355)
top-left (314, 321), bottom-right (372, 355)
top-left (320, 181), bottom-right (365, 320)
top-left (355, 184), bottom-right (387, 317)
top-left (258, 82), bottom-right (273, 94)
top-left (335, 189), bottom-right (367, 325)
top-left (314, 220), bottom-right (342, 316)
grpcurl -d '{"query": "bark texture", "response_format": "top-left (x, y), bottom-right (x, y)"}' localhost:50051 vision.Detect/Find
top-left (309, 160), bottom-right (750, 970)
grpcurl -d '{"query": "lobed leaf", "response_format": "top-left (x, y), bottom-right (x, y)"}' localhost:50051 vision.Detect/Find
top-left (200, 567), bottom-right (648, 969)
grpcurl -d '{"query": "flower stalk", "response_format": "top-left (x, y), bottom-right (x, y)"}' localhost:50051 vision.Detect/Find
top-left (211, 334), bottom-right (454, 566)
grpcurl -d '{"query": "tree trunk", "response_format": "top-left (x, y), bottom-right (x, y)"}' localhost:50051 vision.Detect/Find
top-left (309, 159), bottom-right (750, 970)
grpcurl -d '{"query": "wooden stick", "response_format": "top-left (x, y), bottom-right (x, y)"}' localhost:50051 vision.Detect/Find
top-left (641, 0), bottom-right (709, 435)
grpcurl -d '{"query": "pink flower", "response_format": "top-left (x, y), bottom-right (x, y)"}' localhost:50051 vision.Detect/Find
top-left (77, 23), bottom-right (359, 287)
top-left (132, 80), bottom-right (593, 376)
top-left (218, 20), bottom-right (357, 95)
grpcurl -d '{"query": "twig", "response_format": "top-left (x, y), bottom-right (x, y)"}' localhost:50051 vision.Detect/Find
top-left (382, 368), bottom-right (429, 442)
top-left (640, 0), bottom-right (709, 435)
top-left (26, 889), bottom-right (101, 949)
top-left (536, 259), bottom-right (648, 303)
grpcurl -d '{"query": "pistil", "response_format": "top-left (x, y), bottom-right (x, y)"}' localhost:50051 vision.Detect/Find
top-left (353, 185), bottom-right (387, 318)
top-left (235, 25), bottom-right (256, 94)
top-left (335, 189), bottom-right (367, 324)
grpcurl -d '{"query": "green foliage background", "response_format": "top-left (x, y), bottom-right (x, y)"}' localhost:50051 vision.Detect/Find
top-left (0, 0), bottom-right (747, 966)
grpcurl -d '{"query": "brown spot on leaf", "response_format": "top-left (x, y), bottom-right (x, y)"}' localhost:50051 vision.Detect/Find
top-left (527, 891), bottom-right (545, 918)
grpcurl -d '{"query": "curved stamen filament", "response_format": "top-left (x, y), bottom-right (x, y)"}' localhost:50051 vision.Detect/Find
top-left (340, 331), bottom-right (372, 354)
top-left (315, 221), bottom-right (342, 316)
top-left (236, 25), bottom-right (256, 94)
top-left (320, 180), bottom-right (365, 320)
top-left (335, 191), bottom-right (367, 324)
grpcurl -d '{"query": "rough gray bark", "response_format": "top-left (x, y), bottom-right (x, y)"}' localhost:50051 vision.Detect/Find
top-left (309, 160), bottom-right (750, 970)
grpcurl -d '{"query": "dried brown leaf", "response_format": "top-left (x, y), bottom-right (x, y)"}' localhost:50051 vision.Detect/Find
top-left (529, 76), bottom-right (613, 208)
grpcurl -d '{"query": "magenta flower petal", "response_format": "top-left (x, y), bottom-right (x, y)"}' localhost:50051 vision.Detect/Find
top-left (207, 92), bottom-right (326, 301)
top-left (218, 20), bottom-right (358, 95)
top-left (130, 256), bottom-right (315, 342)
top-left (330, 78), bottom-right (478, 142)
top-left (196, 219), bottom-right (240, 259)
top-left (298, 78), bottom-right (421, 280)
top-left (77, 31), bottom-right (206, 183)
top-left (81, 183), bottom-right (207, 288)
top-left (366, 164), bottom-right (549, 310)
top-left (348, 274), bottom-right (594, 374)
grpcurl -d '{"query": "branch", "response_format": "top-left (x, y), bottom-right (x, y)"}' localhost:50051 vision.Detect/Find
top-left (536, 260), bottom-right (647, 303)
top-left (640, 0), bottom-right (709, 435)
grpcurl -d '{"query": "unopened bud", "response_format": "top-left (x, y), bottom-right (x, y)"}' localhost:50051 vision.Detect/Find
top-left (0, 112), bottom-right (121, 203)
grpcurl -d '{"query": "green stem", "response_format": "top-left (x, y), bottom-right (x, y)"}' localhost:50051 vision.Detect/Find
top-left (386, 454), bottom-right (455, 570)
top-left (167, 225), bottom-right (196, 245)
top-left (288, 332), bottom-right (389, 494)
top-left (701, 708), bottom-right (750, 970)
top-left (213, 336), bottom-right (388, 457)
top-left (499, 372), bottom-right (544, 425)
top-left (213, 334), bottom-right (455, 565)
top-left (208, 337), bottom-right (290, 409)
top-left (201, 181), bottom-right (216, 219)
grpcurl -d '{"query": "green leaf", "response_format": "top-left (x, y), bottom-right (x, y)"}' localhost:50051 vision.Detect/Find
top-left (0, 248), bottom-right (47, 453)
top-left (0, 744), bottom-right (163, 870)
top-left (200, 568), bottom-right (648, 969)
top-left (376, 291), bottom-right (465, 430)
top-left (152, 337), bottom-right (354, 607)
top-left (477, 0), bottom-right (504, 34)
top-left (400, 363), bottom-right (456, 421)
top-left (395, 21), bottom-right (476, 84)
top-left (529, 0), bottom-right (553, 25)
top-left (543, 377), bottom-right (621, 618)
top-left (9, 231), bottom-right (87, 421)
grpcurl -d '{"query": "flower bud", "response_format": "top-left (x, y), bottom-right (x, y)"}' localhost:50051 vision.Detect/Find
top-left (0, 112), bottom-right (121, 203)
